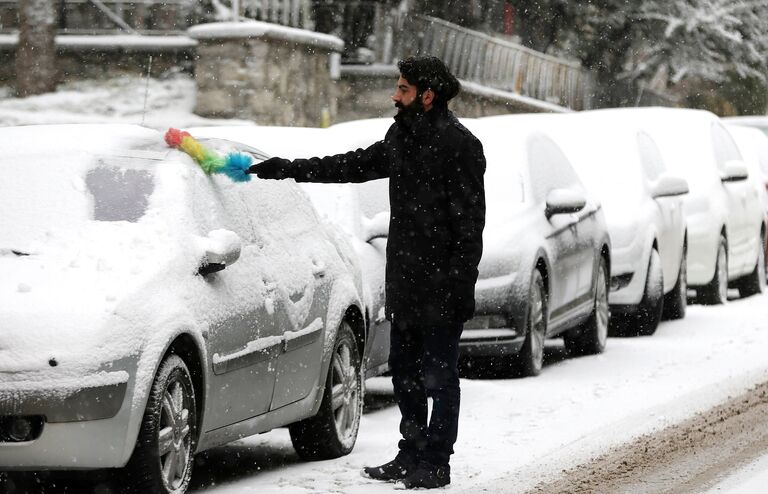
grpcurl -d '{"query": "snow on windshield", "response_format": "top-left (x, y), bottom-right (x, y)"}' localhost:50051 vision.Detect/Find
top-left (0, 125), bottom-right (170, 250)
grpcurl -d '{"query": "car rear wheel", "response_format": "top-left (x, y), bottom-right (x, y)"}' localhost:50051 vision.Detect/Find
top-left (698, 235), bottom-right (728, 305)
top-left (513, 270), bottom-right (547, 377)
top-left (735, 233), bottom-right (766, 298)
top-left (289, 320), bottom-right (362, 460)
top-left (124, 354), bottom-right (196, 494)
top-left (565, 257), bottom-right (609, 355)
top-left (662, 245), bottom-right (687, 320)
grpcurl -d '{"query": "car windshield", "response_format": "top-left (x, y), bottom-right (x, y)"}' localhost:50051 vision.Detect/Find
top-left (483, 155), bottom-right (526, 223)
top-left (0, 145), bottom-right (164, 251)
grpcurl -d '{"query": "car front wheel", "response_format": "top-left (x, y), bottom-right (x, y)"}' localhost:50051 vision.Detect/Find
top-left (289, 320), bottom-right (362, 460)
top-left (698, 235), bottom-right (728, 305)
top-left (513, 269), bottom-right (547, 377)
top-left (124, 354), bottom-right (196, 494)
top-left (631, 249), bottom-right (665, 336)
top-left (662, 245), bottom-right (687, 320)
top-left (565, 257), bottom-right (609, 355)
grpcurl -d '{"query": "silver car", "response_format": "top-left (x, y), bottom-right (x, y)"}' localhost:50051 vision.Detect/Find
top-left (461, 119), bottom-right (612, 377)
top-left (0, 125), bottom-right (367, 493)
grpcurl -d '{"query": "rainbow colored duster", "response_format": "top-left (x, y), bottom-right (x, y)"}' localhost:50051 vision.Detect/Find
top-left (164, 128), bottom-right (252, 182)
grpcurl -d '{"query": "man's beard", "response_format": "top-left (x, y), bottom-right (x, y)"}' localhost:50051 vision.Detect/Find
top-left (395, 97), bottom-right (425, 129)
top-left (395, 97), bottom-right (424, 116)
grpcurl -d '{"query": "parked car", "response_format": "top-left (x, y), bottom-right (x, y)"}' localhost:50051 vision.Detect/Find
top-left (723, 115), bottom-right (768, 138)
top-left (0, 124), bottom-right (367, 493)
top-left (493, 111), bottom-right (689, 336)
top-left (461, 119), bottom-right (612, 376)
top-left (625, 109), bottom-right (765, 303)
top-left (725, 124), bottom-right (768, 283)
top-left (189, 124), bottom-right (394, 377)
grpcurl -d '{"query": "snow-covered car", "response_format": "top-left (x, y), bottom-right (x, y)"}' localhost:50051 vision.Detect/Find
top-left (723, 115), bottom-right (768, 138)
top-left (627, 109), bottom-right (765, 303)
top-left (188, 124), bottom-right (394, 377)
top-left (0, 124), bottom-right (368, 493)
top-left (461, 119), bottom-right (612, 377)
top-left (725, 124), bottom-right (768, 282)
top-left (494, 111), bottom-right (689, 336)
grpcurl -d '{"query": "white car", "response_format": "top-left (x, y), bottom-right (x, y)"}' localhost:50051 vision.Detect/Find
top-left (725, 124), bottom-right (768, 284)
top-left (0, 124), bottom-right (367, 493)
top-left (628, 108), bottom-right (765, 303)
top-left (487, 111), bottom-right (689, 336)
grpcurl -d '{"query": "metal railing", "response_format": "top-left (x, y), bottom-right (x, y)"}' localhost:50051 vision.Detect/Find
top-left (392, 14), bottom-right (595, 111)
top-left (243, 0), bottom-right (312, 29)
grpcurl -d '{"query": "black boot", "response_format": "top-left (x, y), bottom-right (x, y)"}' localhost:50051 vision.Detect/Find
top-left (362, 455), bottom-right (415, 482)
top-left (396, 462), bottom-right (451, 489)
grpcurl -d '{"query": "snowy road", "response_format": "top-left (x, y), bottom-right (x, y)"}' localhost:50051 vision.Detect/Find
top-left (188, 291), bottom-right (768, 494)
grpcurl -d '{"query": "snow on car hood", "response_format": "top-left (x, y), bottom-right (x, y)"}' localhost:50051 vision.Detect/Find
top-left (0, 219), bottom-right (179, 369)
top-left (0, 125), bottom-right (195, 376)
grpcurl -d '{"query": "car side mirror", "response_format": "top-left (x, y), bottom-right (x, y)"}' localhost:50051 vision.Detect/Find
top-left (651, 175), bottom-right (689, 198)
top-left (721, 160), bottom-right (749, 182)
top-left (362, 211), bottom-right (390, 242)
top-left (545, 189), bottom-right (586, 218)
top-left (195, 229), bottom-right (241, 276)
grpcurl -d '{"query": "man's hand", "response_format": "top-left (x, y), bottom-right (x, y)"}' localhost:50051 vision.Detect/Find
top-left (248, 157), bottom-right (291, 179)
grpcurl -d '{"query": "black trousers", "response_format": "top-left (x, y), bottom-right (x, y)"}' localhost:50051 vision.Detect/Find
top-left (389, 319), bottom-right (463, 467)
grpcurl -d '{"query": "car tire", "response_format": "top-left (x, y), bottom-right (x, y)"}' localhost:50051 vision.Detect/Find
top-left (662, 245), bottom-right (687, 320)
top-left (565, 257), bottom-right (609, 355)
top-left (735, 233), bottom-right (766, 298)
top-left (630, 249), bottom-right (665, 336)
top-left (289, 320), bottom-right (362, 460)
top-left (698, 235), bottom-right (728, 305)
top-left (513, 270), bottom-right (547, 377)
top-left (124, 354), bottom-right (196, 494)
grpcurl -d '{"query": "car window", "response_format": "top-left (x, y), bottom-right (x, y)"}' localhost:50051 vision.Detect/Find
top-left (636, 131), bottom-right (666, 181)
top-left (711, 122), bottom-right (743, 170)
top-left (527, 133), bottom-right (581, 203)
top-left (86, 163), bottom-right (155, 222)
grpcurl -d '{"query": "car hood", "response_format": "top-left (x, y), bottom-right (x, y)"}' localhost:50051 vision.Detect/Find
top-left (478, 210), bottom-right (539, 281)
top-left (0, 227), bottom-right (181, 376)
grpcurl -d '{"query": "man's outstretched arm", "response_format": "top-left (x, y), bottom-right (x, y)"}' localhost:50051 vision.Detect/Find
top-left (249, 139), bottom-right (390, 184)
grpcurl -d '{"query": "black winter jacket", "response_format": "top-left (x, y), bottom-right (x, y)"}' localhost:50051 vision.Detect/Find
top-left (262, 107), bottom-right (486, 326)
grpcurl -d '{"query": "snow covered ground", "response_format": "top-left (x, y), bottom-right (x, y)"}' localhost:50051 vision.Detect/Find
top-left (3, 76), bottom-right (768, 493)
top-left (187, 294), bottom-right (768, 493)
top-left (0, 74), bottom-right (253, 129)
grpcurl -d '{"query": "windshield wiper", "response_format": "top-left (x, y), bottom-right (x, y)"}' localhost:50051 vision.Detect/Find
top-left (0, 248), bottom-right (31, 256)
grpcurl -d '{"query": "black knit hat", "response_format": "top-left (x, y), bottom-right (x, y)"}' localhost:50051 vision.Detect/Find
top-left (397, 56), bottom-right (460, 106)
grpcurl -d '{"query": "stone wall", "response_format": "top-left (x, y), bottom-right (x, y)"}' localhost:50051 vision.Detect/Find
top-left (188, 21), bottom-right (344, 127)
top-left (0, 35), bottom-right (195, 85)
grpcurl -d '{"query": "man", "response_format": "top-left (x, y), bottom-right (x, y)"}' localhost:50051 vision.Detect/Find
top-left (248, 56), bottom-right (485, 490)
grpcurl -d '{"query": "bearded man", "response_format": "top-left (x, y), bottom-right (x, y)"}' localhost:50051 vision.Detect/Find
top-left (248, 55), bottom-right (486, 490)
